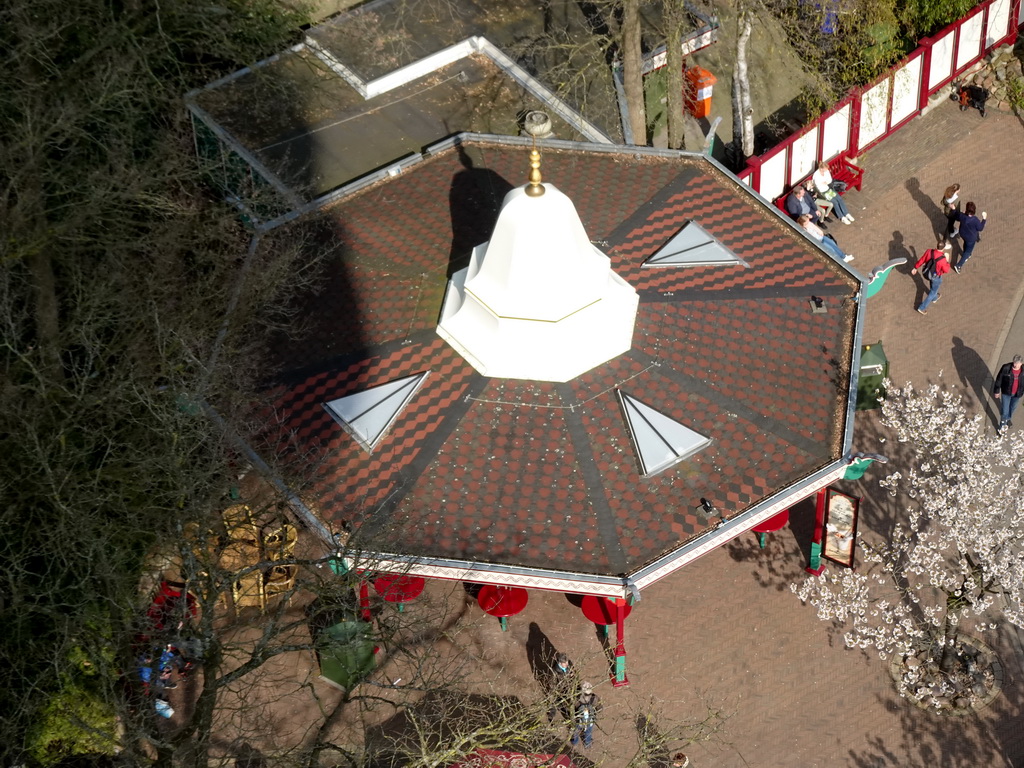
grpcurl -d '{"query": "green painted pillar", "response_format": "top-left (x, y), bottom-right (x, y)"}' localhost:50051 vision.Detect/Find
top-left (808, 541), bottom-right (822, 572)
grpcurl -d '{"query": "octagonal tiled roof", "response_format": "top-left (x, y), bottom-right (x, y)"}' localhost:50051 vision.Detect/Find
top-left (258, 136), bottom-right (861, 583)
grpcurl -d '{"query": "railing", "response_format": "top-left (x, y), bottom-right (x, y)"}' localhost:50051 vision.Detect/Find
top-left (738, 0), bottom-right (1021, 200)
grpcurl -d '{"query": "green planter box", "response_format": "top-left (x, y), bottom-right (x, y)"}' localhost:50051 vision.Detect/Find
top-left (856, 341), bottom-right (888, 411)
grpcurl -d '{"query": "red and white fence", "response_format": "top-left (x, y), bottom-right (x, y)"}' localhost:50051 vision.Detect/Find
top-left (738, 0), bottom-right (1020, 200)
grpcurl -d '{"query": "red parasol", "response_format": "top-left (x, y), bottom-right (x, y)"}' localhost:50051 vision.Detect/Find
top-left (477, 584), bottom-right (529, 631)
top-left (373, 574), bottom-right (426, 604)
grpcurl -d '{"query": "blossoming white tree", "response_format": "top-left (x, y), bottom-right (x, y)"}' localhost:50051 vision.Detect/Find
top-left (792, 382), bottom-right (1024, 704)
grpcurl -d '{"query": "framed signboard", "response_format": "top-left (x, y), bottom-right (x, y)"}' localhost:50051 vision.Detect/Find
top-left (823, 489), bottom-right (860, 568)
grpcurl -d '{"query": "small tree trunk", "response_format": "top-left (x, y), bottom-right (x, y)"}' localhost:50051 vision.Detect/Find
top-left (665, 0), bottom-right (686, 150)
top-left (621, 0), bottom-right (646, 144)
top-left (938, 595), bottom-right (961, 673)
top-left (17, 170), bottom-right (63, 380)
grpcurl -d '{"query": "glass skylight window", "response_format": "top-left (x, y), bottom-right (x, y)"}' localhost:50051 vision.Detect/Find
top-left (618, 391), bottom-right (711, 477)
top-left (323, 372), bottom-right (428, 452)
top-left (643, 221), bottom-right (746, 267)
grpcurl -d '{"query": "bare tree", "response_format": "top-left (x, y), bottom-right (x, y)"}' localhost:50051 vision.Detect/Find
top-left (628, 698), bottom-right (729, 768)
top-left (663, 0), bottom-right (688, 150)
top-left (0, 0), bottom-right (315, 762)
top-left (621, 0), bottom-right (648, 143)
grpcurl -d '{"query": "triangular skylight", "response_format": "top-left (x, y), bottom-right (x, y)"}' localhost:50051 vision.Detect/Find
top-left (643, 221), bottom-right (746, 267)
top-left (323, 372), bottom-right (428, 453)
top-left (618, 391), bottom-right (711, 477)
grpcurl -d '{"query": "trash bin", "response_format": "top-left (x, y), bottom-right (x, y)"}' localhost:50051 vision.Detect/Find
top-left (684, 66), bottom-right (717, 119)
top-left (856, 341), bottom-right (888, 410)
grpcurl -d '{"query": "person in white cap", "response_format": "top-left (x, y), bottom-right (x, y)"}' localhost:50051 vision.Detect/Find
top-left (570, 681), bottom-right (600, 748)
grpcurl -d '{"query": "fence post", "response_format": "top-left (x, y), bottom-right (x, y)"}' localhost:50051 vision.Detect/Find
top-left (848, 86), bottom-right (864, 158)
top-left (743, 154), bottom-right (765, 197)
top-left (919, 37), bottom-right (936, 111)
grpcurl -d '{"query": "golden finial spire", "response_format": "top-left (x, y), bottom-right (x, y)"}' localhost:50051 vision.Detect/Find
top-left (523, 111), bottom-right (551, 198)
top-left (525, 147), bottom-right (544, 197)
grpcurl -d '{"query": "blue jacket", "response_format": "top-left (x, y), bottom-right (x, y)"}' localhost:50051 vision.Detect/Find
top-left (956, 212), bottom-right (986, 244)
top-left (785, 191), bottom-right (815, 220)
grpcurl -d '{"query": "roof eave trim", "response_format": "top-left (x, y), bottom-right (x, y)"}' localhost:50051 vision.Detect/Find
top-left (341, 552), bottom-right (635, 599)
top-left (629, 458), bottom-right (852, 592)
top-left (843, 288), bottom-right (867, 453)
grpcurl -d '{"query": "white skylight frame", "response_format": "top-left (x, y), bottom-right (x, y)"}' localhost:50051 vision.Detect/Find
top-left (618, 390), bottom-right (712, 477)
top-left (323, 372), bottom-right (428, 453)
top-left (642, 221), bottom-right (747, 267)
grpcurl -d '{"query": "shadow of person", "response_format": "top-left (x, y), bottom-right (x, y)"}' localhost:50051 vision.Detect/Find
top-left (526, 622), bottom-right (558, 688)
top-left (447, 143), bottom-right (514, 277)
top-left (951, 336), bottom-right (998, 428)
top-left (892, 238), bottom-right (925, 306)
top-left (904, 177), bottom-right (945, 237)
top-left (888, 231), bottom-right (913, 266)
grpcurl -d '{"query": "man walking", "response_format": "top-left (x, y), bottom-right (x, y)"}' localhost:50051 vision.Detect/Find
top-left (910, 240), bottom-right (952, 315)
top-left (546, 652), bottom-right (577, 722)
top-left (952, 202), bottom-right (987, 273)
top-left (994, 354), bottom-right (1024, 431)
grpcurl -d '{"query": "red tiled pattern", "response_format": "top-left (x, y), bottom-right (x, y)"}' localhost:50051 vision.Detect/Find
top-left (268, 338), bottom-right (478, 515)
top-left (636, 298), bottom-right (850, 441)
top-left (259, 139), bottom-right (859, 576)
top-left (612, 176), bottom-right (849, 294)
top-left (391, 379), bottom-right (614, 572)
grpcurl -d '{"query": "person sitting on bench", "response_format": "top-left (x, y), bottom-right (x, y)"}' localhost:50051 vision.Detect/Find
top-left (812, 161), bottom-right (855, 224)
top-left (786, 186), bottom-right (825, 226)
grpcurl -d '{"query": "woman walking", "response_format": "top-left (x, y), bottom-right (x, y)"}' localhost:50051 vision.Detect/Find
top-left (952, 201), bottom-right (987, 273)
top-left (941, 183), bottom-right (961, 238)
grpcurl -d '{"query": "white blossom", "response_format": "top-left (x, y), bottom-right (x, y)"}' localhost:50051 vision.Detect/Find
top-left (792, 382), bottom-right (1024, 668)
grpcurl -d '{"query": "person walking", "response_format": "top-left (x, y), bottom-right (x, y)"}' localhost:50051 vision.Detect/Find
top-left (546, 652), bottom-right (577, 722)
top-left (797, 214), bottom-right (854, 262)
top-left (941, 183), bottom-right (961, 239)
top-left (570, 681), bottom-right (600, 749)
top-left (994, 355), bottom-right (1024, 431)
top-left (812, 161), bottom-right (854, 224)
top-left (952, 202), bottom-right (986, 273)
top-left (910, 240), bottom-right (952, 315)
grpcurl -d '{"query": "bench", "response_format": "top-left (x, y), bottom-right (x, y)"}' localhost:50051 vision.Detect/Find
top-left (828, 155), bottom-right (864, 192)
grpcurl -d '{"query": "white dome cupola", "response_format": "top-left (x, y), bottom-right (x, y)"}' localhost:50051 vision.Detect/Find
top-left (437, 142), bottom-right (639, 382)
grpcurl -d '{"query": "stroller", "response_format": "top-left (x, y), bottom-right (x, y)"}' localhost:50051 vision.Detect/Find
top-left (951, 82), bottom-right (989, 117)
